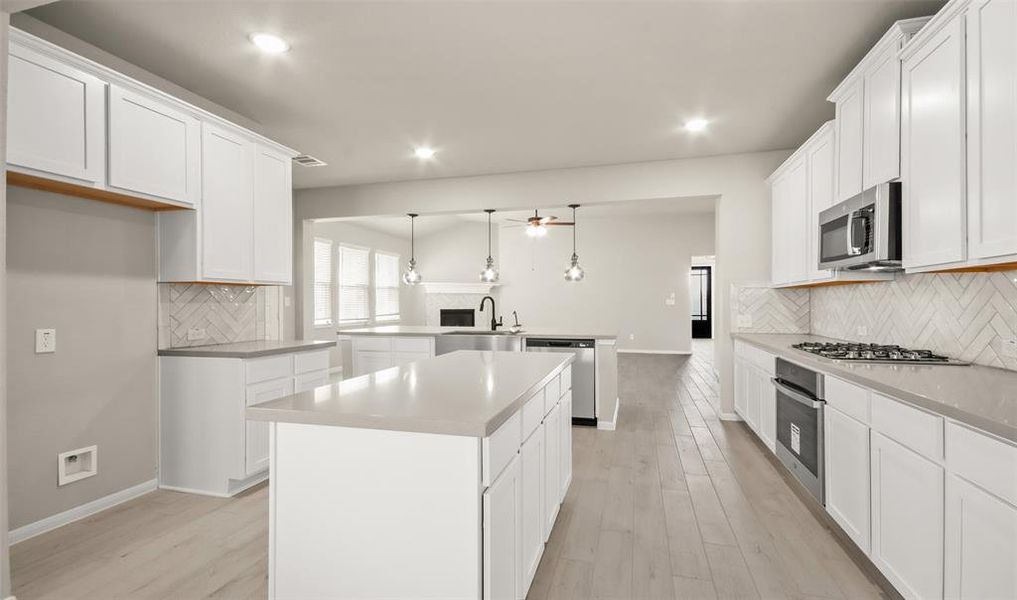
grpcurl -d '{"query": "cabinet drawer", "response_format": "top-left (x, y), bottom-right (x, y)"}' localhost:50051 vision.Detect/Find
top-left (734, 340), bottom-right (775, 376)
top-left (544, 375), bottom-right (560, 415)
top-left (946, 422), bottom-right (1017, 505)
top-left (294, 349), bottom-right (330, 375)
top-left (561, 365), bottom-right (572, 394)
top-left (825, 376), bottom-right (870, 424)
top-left (353, 336), bottom-right (392, 352)
top-left (393, 336), bottom-right (431, 353)
top-left (522, 391), bottom-right (544, 440)
top-left (294, 369), bottom-right (330, 393)
top-left (245, 354), bottom-right (293, 384)
top-left (483, 412), bottom-right (521, 487)
top-left (871, 393), bottom-right (943, 460)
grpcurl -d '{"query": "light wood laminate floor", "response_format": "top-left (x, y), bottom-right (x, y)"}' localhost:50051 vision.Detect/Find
top-left (12, 341), bottom-right (885, 599)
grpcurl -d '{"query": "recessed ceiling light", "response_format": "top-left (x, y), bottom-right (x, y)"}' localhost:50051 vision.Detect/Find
top-left (414, 146), bottom-right (437, 160)
top-left (250, 33), bottom-right (290, 54)
top-left (684, 118), bottom-right (709, 133)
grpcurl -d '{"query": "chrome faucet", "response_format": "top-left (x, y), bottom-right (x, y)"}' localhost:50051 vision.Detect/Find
top-left (479, 296), bottom-right (503, 331)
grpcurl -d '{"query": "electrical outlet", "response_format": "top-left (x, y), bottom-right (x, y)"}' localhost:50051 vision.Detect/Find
top-left (737, 315), bottom-right (753, 328)
top-left (35, 328), bottom-right (56, 353)
top-left (665, 292), bottom-right (676, 306)
top-left (284, 296), bottom-right (292, 308)
top-left (187, 328), bottom-right (207, 341)
top-left (856, 325), bottom-right (868, 337)
top-left (58, 445), bottom-right (97, 486)
top-left (1002, 338), bottom-right (1017, 359)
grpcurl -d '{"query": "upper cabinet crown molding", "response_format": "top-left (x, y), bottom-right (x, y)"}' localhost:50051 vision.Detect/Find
top-left (828, 16), bottom-right (933, 103)
top-left (899, 0), bottom-right (973, 62)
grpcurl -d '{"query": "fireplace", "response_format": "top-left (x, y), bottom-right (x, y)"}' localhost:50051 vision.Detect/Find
top-left (440, 309), bottom-right (475, 327)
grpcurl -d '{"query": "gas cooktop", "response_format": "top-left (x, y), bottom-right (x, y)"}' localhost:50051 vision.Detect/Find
top-left (791, 342), bottom-right (970, 365)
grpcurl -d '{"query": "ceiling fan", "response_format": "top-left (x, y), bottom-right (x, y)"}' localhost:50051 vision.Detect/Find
top-left (506, 209), bottom-right (574, 237)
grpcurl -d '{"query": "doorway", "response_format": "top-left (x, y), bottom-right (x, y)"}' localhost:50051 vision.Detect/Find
top-left (690, 265), bottom-right (712, 339)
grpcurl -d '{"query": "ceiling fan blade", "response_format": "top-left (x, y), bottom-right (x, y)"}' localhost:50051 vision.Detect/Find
top-left (544, 221), bottom-right (575, 226)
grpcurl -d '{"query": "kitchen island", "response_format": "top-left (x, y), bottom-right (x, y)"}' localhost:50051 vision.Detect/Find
top-left (246, 350), bottom-right (574, 599)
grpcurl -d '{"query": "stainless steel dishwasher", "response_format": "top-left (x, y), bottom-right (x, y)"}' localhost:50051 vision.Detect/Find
top-left (525, 338), bottom-right (596, 425)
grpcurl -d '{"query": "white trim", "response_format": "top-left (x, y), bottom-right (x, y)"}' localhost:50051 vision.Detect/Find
top-left (597, 399), bottom-right (620, 431)
top-left (158, 484), bottom-right (233, 499)
top-left (9, 478), bottom-right (158, 544)
top-left (419, 281), bottom-right (500, 295)
top-left (617, 349), bottom-right (692, 355)
top-left (718, 411), bottom-right (742, 421)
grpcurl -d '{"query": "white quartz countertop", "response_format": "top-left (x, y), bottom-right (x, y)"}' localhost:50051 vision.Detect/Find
top-left (734, 333), bottom-right (1017, 443)
top-left (246, 350), bottom-right (573, 437)
top-left (341, 325), bottom-right (617, 340)
top-left (158, 339), bottom-right (336, 358)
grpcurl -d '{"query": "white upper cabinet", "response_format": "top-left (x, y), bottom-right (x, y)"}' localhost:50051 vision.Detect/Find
top-left (806, 125), bottom-right (836, 281)
top-left (901, 14), bottom-right (967, 271)
top-left (830, 18), bottom-right (930, 202)
top-left (7, 40), bottom-right (106, 186)
top-left (201, 124), bottom-right (255, 281)
top-left (834, 79), bottom-right (865, 202)
top-left (965, 0), bottom-right (1017, 262)
top-left (253, 145), bottom-right (294, 285)
top-left (108, 84), bottom-right (201, 207)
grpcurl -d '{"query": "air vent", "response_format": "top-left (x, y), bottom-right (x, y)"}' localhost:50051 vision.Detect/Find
top-left (293, 154), bottom-right (327, 167)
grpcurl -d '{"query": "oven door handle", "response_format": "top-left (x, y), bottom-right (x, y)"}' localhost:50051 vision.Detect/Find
top-left (771, 378), bottom-right (824, 409)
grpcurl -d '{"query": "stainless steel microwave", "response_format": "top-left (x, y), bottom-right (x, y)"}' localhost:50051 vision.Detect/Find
top-left (818, 182), bottom-right (902, 271)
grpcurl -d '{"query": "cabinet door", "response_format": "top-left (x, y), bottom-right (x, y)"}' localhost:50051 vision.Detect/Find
top-left (864, 41), bottom-right (904, 188)
top-left (734, 358), bottom-right (749, 418)
top-left (294, 370), bottom-right (329, 393)
top-left (520, 428), bottom-right (544, 593)
top-left (393, 351), bottom-right (432, 366)
top-left (244, 377), bottom-right (294, 476)
top-left (784, 157), bottom-right (811, 284)
top-left (901, 18), bottom-right (967, 270)
top-left (7, 42), bottom-right (106, 185)
top-left (201, 124), bottom-right (254, 281)
top-left (825, 407), bottom-right (871, 553)
top-left (744, 367), bottom-right (761, 433)
top-left (355, 351), bottom-right (394, 376)
top-left (807, 126), bottom-right (836, 281)
top-left (770, 175), bottom-right (788, 285)
top-left (544, 402), bottom-right (561, 540)
top-left (944, 474), bottom-right (1017, 600)
top-left (835, 79), bottom-right (865, 202)
top-left (871, 432), bottom-right (944, 600)
top-left (484, 454), bottom-right (522, 600)
top-left (108, 84), bottom-right (200, 205)
top-left (253, 145), bottom-right (293, 284)
top-left (560, 391), bottom-right (573, 501)
top-left (757, 370), bottom-right (776, 453)
top-left (965, 0), bottom-right (1017, 260)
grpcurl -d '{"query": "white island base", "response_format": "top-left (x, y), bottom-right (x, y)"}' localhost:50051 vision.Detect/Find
top-left (251, 351), bottom-right (574, 600)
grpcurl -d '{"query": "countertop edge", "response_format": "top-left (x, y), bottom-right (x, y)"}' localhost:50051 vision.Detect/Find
top-left (158, 340), bottom-right (336, 359)
top-left (340, 328), bottom-right (617, 340)
top-left (733, 333), bottom-right (1017, 444)
top-left (246, 353), bottom-right (575, 437)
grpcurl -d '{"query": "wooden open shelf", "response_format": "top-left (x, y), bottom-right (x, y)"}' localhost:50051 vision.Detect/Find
top-left (6, 171), bottom-right (192, 212)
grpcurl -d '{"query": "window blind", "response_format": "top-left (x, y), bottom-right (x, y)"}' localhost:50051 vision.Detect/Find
top-left (313, 239), bottom-right (333, 326)
top-left (339, 245), bottom-right (370, 323)
top-left (375, 252), bottom-right (401, 322)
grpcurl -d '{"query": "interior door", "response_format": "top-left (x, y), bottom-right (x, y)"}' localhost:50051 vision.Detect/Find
top-left (690, 266), bottom-right (712, 339)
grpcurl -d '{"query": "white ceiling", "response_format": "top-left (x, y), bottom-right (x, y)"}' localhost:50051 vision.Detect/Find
top-left (27, 1), bottom-right (944, 189)
top-left (336, 195), bottom-right (717, 239)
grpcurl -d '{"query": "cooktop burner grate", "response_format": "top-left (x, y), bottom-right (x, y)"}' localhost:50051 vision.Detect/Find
top-left (791, 342), bottom-right (969, 365)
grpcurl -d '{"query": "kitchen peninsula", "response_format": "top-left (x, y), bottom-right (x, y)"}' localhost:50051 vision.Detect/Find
top-left (246, 350), bottom-right (574, 599)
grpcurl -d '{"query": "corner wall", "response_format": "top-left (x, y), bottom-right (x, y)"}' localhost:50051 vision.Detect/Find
top-left (295, 150), bottom-right (789, 415)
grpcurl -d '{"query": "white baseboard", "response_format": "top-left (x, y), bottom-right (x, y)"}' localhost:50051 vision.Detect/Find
top-left (9, 478), bottom-right (158, 544)
top-left (718, 411), bottom-right (742, 421)
top-left (597, 398), bottom-right (620, 431)
top-left (617, 349), bottom-right (692, 355)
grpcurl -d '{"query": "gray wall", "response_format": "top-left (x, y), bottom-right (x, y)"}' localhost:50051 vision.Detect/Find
top-left (6, 187), bottom-right (158, 530)
top-left (1, 9), bottom-right (11, 593)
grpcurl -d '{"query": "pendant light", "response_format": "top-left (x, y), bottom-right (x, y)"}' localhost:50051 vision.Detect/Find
top-left (479, 209), bottom-right (500, 283)
top-left (564, 204), bottom-right (585, 282)
top-left (402, 213), bottom-right (423, 285)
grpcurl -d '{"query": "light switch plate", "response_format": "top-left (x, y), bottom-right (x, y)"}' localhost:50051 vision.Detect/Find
top-left (1002, 339), bottom-right (1017, 359)
top-left (856, 325), bottom-right (868, 337)
top-left (187, 328), bottom-right (207, 341)
top-left (35, 329), bottom-right (56, 353)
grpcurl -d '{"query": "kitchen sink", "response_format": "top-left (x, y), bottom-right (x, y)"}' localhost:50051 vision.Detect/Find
top-left (446, 330), bottom-right (522, 336)
top-left (436, 331), bottom-right (524, 354)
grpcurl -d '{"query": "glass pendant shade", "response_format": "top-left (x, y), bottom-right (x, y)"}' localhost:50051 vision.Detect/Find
top-left (564, 253), bottom-right (585, 281)
top-left (479, 209), bottom-right (500, 282)
top-left (403, 213), bottom-right (422, 285)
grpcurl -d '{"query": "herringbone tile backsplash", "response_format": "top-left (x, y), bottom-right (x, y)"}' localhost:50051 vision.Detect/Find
top-left (730, 285), bottom-right (811, 334)
top-left (812, 271), bottom-right (1017, 371)
top-left (158, 284), bottom-right (282, 349)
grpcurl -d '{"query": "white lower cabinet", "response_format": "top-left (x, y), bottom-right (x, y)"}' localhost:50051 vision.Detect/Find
top-left (351, 336), bottom-right (436, 376)
top-left (560, 390), bottom-right (573, 499)
top-left (543, 400), bottom-right (561, 541)
top-left (733, 347), bottom-right (776, 453)
top-left (870, 431), bottom-right (945, 600)
top-left (824, 406), bottom-right (871, 553)
top-left (483, 454), bottom-right (522, 600)
top-left (944, 474), bottom-right (1017, 600)
top-left (160, 348), bottom-right (331, 497)
top-left (520, 425), bottom-right (544, 592)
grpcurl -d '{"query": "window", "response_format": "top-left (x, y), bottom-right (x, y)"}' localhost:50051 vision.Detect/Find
top-left (313, 238), bottom-right (333, 326)
top-left (338, 245), bottom-right (370, 324)
top-left (375, 252), bottom-right (401, 322)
